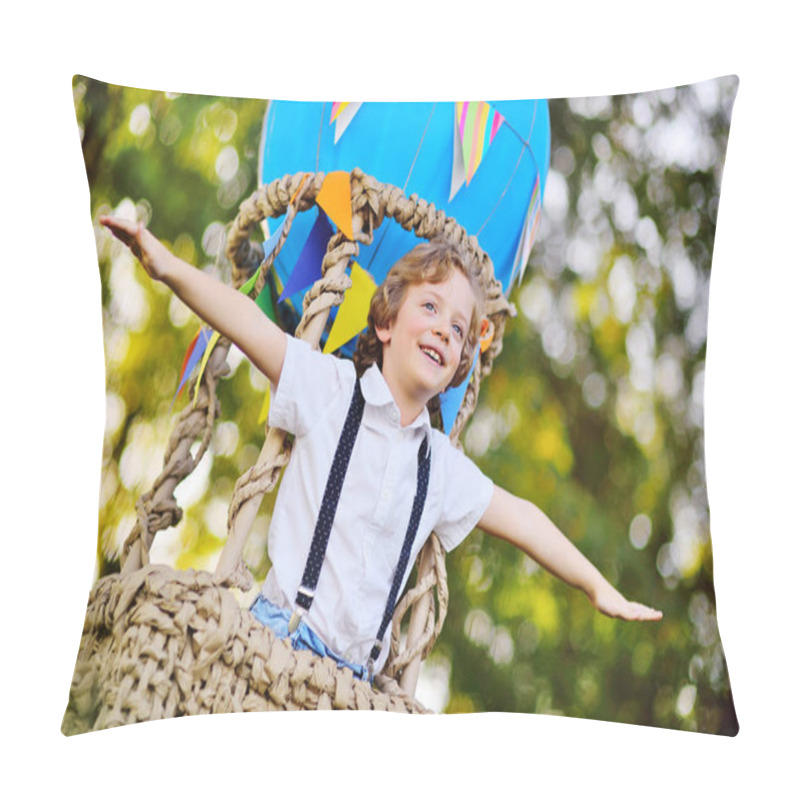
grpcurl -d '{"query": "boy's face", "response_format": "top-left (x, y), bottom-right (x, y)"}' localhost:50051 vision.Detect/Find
top-left (376, 270), bottom-right (476, 403)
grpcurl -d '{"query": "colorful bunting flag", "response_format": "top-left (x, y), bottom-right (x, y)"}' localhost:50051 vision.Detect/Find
top-left (192, 330), bottom-right (221, 407)
top-left (278, 208), bottom-right (333, 302)
top-left (479, 316), bottom-right (494, 354)
top-left (330, 102), bottom-right (362, 144)
top-left (237, 218), bottom-right (285, 299)
top-left (316, 171), bottom-right (354, 240)
top-left (330, 102), bottom-right (348, 122)
top-left (439, 349), bottom-right (480, 435)
top-left (176, 329), bottom-right (202, 396)
top-left (450, 102), bottom-right (505, 200)
top-left (510, 173), bottom-right (542, 287)
top-left (255, 175), bottom-right (305, 295)
top-left (449, 111), bottom-right (467, 201)
top-left (239, 269), bottom-right (259, 296)
top-left (261, 218), bottom-right (286, 268)
top-left (256, 281), bottom-right (276, 320)
top-left (174, 327), bottom-right (214, 402)
top-left (289, 173), bottom-right (310, 205)
top-left (258, 383), bottom-right (271, 425)
top-left (323, 261), bottom-right (376, 354)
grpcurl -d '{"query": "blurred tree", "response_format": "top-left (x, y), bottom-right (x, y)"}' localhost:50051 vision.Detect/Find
top-left (74, 75), bottom-right (738, 734)
top-left (443, 81), bottom-right (738, 734)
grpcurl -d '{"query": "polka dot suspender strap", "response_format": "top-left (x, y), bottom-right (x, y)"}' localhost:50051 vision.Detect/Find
top-left (288, 377), bottom-right (366, 633)
top-left (366, 436), bottom-right (431, 679)
top-left (287, 377), bottom-right (432, 680)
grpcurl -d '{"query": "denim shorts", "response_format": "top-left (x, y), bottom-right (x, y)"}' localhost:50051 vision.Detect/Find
top-left (249, 594), bottom-right (369, 682)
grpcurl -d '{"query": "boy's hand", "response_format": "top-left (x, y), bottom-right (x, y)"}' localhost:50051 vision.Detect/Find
top-left (590, 583), bottom-right (662, 622)
top-left (99, 216), bottom-right (172, 282)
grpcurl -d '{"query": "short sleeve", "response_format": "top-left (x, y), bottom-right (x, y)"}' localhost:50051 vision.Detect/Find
top-left (432, 437), bottom-right (494, 551)
top-left (269, 336), bottom-right (354, 438)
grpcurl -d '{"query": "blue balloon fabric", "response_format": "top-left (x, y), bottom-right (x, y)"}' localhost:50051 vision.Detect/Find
top-left (258, 100), bottom-right (550, 430)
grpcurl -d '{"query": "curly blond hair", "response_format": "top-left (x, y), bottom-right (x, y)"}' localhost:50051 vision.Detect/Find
top-left (353, 238), bottom-right (485, 390)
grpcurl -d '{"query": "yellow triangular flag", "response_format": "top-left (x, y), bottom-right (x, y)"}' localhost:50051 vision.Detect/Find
top-left (192, 330), bottom-right (221, 407)
top-left (316, 171), bottom-right (354, 240)
top-left (323, 262), bottom-right (376, 354)
top-left (331, 102), bottom-right (349, 122)
top-left (257, 383), bottom-right (271, 425)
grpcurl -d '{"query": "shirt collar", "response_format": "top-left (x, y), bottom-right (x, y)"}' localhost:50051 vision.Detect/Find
top-left (360, 363), bottom-right (433, 444)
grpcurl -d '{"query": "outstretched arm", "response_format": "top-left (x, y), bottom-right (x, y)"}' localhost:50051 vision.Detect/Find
top-left (478, 485), bottom-right (662, 621)
top-left (100, 216), bottom-right (287, 386)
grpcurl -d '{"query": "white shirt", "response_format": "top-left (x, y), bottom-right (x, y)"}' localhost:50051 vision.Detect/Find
top-left (261, 336), bottom-right (494, 670)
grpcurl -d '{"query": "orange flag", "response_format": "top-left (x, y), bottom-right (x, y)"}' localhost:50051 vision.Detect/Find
top-left (316, 171), bottom-right (354, 240)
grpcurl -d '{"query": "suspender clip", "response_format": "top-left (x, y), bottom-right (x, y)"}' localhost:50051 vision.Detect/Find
top-left (288, 607), bottom-right (305, 634)
top-left (366, 639), bottom-right (382, 682)
top-left (289, 585), bottom-right (315, 632)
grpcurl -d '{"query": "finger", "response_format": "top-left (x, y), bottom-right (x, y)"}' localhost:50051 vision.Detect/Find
top-left (99, 215), bottom-right (123, 229)
top-left (631, 603), bottom-right (662, 621)
top-left (99, 216), bottom-right (123, 239)
top-left (99, 215), bottom-right (136, 238)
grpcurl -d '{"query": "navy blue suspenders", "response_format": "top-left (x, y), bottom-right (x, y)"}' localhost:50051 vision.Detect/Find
top-left (288, 378), bottom-right (431, 678)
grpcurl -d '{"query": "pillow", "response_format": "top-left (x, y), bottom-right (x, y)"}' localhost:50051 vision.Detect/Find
top-left (63, 74), bottom-right (738, 736)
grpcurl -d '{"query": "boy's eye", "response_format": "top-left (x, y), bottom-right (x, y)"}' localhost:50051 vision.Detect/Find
top-left (423, 301), bottom-right (435, 312)
top-left (452, 323), bottom-right (463, 338)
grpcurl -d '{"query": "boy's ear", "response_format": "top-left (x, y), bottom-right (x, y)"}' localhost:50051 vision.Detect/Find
top-left (375, 322), bottom-right (392, 345)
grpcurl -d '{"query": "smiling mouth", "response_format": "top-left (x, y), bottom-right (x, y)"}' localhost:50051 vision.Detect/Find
top-left (420, 346), bottom-right (444, 366)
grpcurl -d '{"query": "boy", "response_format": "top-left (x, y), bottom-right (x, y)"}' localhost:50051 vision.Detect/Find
top-left (100, 215), bottom-right (662, 681)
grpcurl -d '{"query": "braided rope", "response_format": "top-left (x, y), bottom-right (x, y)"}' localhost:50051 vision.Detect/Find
top-left (120, 341), bottom-right (231, 574)
top-left (384, 533), bottom-right (449, 677)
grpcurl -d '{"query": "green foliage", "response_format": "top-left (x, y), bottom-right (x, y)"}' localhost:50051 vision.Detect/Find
top-left (444, 83), bottom-right (738, 733)
top-left (75, 76), bottom-right (737, 733)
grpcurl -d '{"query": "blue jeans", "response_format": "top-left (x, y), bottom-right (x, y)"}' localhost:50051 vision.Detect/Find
top-left (249, 595), bottom-right (369, 682)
